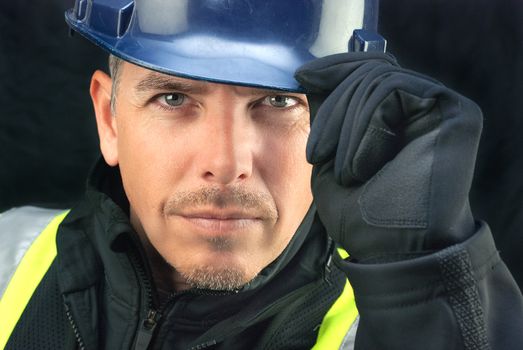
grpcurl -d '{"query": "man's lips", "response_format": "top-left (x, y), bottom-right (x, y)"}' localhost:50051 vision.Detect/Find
top-left (173, 209), bottom-right (265, 234)
top-left (183, 210), bottom-right (261, 219)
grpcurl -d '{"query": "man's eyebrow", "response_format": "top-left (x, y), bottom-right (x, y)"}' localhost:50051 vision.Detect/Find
top-left (134, 72), bottom-right (209, 95)
top-left (234, 87), bottom-right (297, 97)
top-left (133, 72), bottom-right (303, 98)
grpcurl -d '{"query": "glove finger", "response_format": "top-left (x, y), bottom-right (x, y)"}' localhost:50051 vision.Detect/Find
top-left (334, 64), bottom-right (404, 184)
top-left (306, 77), bottom-right (360, 164)
top-left (307, 61), bottom-right (392, 165)
top-left (311, 161), bottom-right (354, 247)
top-left (339, 70), bottom-right (448, 186)
top-left (295, 52), bottom-right (397, 93)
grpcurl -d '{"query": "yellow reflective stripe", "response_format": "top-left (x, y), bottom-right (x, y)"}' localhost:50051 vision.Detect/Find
top-left (312, 247), bottom-right (358, 350)
top-left (337, 247), bottom-right (350, 260)
top-left (312, 279), bottom-right (358, 350)
top-left (0, 210), bottom-right (69, 350)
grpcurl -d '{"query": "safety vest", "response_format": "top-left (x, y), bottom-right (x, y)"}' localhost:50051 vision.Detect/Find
top-left (0, 207), bottom-right (359, 350)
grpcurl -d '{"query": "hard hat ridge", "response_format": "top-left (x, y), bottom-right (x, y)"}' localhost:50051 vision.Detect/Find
top-left (66, 0), bottom-right (385, 91)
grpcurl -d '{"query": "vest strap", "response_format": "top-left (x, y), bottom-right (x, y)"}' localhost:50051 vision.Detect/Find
top-left (0, 210), bottom-right (69, 349)
top-left (0, 210), bottom-right (359, 349)
top-left (312, 248), bottom-right (358, 350)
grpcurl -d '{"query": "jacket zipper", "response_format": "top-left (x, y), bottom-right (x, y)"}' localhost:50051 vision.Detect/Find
top-left (133, 288), bottom-right (234, 349)
top-left (133, 309), bottom-right (162, 350)
top-left (128, 238), bottom-right (232, 350)
top-left (133, 290), bottom-right (183, 350)
top-left (190, 340), bottom-right (218, 350)
top-left (64, 302), bottom-right (86, 350)
top-left (133, 287), bottom-right (227, 350)
top-left (129, 243), bottom-right (160, 350)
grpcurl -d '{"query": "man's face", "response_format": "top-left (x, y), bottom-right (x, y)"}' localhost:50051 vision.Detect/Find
top-left (91, 62), bottom-right (313, 290)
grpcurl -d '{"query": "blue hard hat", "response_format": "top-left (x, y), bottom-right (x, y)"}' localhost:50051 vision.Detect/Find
top-left (65, 0), bottom-right (385, 92)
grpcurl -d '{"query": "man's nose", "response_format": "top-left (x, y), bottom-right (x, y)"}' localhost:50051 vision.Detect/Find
top-left (197, 103), bottom-right (254, 185)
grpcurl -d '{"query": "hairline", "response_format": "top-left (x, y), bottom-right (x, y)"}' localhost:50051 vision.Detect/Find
top-left (108, 54), bottom-right (123, 114)
top-left (107, 54), bottom-right (307, 112)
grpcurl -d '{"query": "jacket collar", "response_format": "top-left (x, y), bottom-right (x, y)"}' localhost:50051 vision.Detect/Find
top-left (57, 158), bottom-right (332, 348)
top-left (84, 158), bottom-right (323, 293)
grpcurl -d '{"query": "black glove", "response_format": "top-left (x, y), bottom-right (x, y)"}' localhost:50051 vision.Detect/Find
top-left (295, 52), bottom-right (483, 262)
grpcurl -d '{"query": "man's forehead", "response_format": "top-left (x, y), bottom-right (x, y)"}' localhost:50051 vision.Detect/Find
top-left (124, 62), bottom-right (300, 97)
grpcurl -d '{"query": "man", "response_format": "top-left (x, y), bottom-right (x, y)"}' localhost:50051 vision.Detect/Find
top-left (1, 0), bottom-right (522, 349)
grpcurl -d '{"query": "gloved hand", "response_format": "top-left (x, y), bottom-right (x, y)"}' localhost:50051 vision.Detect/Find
top-left (295, 52), bottom-right (483, 263)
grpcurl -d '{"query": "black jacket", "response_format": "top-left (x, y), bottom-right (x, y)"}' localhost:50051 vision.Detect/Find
top-left (5, 160), bottom-right (523, 349)
top-left (6, 161), bottom-right (347, 350)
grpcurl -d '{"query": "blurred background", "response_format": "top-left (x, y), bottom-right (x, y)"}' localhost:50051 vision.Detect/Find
top-left (1, 0), bottom-right (522, 288)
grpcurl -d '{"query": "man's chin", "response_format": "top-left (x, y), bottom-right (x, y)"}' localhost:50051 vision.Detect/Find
top-left (178, 264), bottom-right (254, 291)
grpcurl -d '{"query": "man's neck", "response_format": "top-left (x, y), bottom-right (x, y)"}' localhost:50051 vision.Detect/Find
top-left (129, 207), bottom-right (190, 296)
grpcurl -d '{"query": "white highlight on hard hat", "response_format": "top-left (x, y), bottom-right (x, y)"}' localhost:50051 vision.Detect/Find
top-left (136, 0), bottom-right (189, 35)
top-left (172, 34), bottom-right (302, 72)
top-left (309, 0), bottom-right (365, 57)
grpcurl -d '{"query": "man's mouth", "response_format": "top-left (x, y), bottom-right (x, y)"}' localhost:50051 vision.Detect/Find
top-left (176, 209), bottom-right (264, 234)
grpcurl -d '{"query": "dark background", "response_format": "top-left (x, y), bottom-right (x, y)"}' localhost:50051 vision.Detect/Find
top-left (1, 1), bottom-right (522, 288)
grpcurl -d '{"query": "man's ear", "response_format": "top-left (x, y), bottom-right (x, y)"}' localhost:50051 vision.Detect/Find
top-left (90, 70), bottom-right (118, 166)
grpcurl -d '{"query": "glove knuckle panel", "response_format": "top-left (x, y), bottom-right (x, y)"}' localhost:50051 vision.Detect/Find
top-left (358, 134), bottom-right (435, 229)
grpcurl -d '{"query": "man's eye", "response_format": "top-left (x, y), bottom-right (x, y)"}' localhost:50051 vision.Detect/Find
top-left (161, 93), bottom-right (186, 107)
top-left (262, 95), bottom-right (298, 108)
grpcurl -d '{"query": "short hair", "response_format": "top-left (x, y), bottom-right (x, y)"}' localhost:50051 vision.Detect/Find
top-left (108, 54), bottom-right (123, 114)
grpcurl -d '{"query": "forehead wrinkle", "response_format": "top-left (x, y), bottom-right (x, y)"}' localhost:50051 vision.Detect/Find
top-left (231, 85), bottom-right (299, 98)
top-left (132, 70), bottom-right (305, 101)
top-left (133, 71), bottom-right (210, 97)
